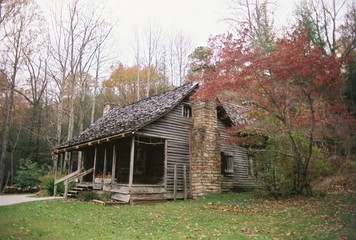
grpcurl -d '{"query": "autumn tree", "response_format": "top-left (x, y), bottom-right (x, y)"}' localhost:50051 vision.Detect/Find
top-left (0, 0), bottom-right (43, 192)
top-left (103, 63), bottom-right (169, 106)
top-left (195, 24), bottom-right (353, 196)
top-left (340, 4), bottom-right (356, 116)
top-left (294, 1), bottom-right (356, 158)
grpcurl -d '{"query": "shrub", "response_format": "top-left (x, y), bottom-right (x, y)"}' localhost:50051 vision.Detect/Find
top-left (14, 158), bottom-right (43, 188)
top-left (40, 172), bottom-right (65, 196)
top-left (253, 137), bottom-right (331, 197)
top-left (77, 191), bottom-right (111, 202)
top-left (77, 191), bottom-right (100, 201)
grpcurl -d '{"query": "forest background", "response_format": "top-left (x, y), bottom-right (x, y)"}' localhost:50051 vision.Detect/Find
top-left (0, 0), bottom-right (355, 195)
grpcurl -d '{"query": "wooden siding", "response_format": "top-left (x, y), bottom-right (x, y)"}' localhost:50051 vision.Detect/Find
top-left (217, 118), bottom-right (257, 191)
top-left (138, 99), bottom-right (192, 197)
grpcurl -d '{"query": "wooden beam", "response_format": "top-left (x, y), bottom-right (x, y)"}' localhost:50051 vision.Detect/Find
top-left (103, 147), bottom-right (107, 177)
top-left (78, 150), bottom-right (83, 183)
top-left (111, 144), bottom-right (116, 184)
top-left (183, 164), bottom-right (187, 200)
top-left (164, 139), bottom-right (168, 190)
top-left (174, 164), bottom-right (177, 201)
top-left (103, 147), bottom-right (107, 190)
top-left (53, 132), bottom-right (133, 154)
top-left (68, 151), bottom-right (72, 174)
top-left (92, 147), bottom-right (97, 186)
top-left (59, 153), bottom-right (64, 174)
top-left (77, 151), bottom-right (82, 172)
top-left (53, 154), bottom-right (58, 196)
top-left (129, 135), bottom-right (135, 188)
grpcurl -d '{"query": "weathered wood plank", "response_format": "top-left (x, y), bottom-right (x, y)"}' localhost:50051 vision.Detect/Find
top-left (138, 100), bottom-right (192, 195)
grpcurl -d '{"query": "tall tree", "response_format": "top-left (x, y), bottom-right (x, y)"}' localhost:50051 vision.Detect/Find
top-left (294, 1), bottom-right (356, 157)
top-left (48, 0), bottom-right (112, 145)
top-left (194, 24), bottom-right (353, 196)
top-left (0, 0), bottom-right (42, 192)
top-left (226, 0), bottom-right (275, 53)
top-left (167, 30), bottom-right (192, 86)
top-left (340, 4), bottom-right (356, 116)
top-left (141, 20), bottom-right (164, 97)
top-left (103, 63), bottom-right (169, 106)
top-left (294, 0), bottom-right (348, 54)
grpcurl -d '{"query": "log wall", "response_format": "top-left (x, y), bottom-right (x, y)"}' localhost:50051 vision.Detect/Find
top-left (217, 118), bottom-right (257, 191)
top-left (138, 98), bottom-right (192, 197)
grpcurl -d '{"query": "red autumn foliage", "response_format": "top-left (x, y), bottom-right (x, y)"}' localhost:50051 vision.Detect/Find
top-left (194, 24), bottom-right (355, 196)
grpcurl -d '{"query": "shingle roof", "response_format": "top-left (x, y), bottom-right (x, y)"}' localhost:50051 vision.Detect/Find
top-left (221, 102), bottom-right (247, 125)
top-left (58, 82), bottom-right (199, 149)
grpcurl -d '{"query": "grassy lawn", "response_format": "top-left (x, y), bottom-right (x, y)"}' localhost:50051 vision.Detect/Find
top-left (0, 192), bottom-right (355, 239)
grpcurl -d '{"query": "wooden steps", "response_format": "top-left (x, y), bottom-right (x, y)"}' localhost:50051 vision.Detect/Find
top-left (66, 184), bottom-right (93, 198)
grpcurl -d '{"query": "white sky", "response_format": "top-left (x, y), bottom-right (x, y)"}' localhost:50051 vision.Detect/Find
top-left (35, 0), bottom-right (302, 65)
top-left (106, 0), bottom-right (296, 63)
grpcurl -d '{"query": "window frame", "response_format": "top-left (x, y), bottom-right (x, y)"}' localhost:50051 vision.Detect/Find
top-left (182, 104), bottom-right (192, 118)
top-left (221, 152), bottom-right (234, 175)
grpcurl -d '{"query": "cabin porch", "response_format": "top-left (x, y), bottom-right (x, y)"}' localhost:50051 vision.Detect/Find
top-left (54, 134), bottom-right (169, 203)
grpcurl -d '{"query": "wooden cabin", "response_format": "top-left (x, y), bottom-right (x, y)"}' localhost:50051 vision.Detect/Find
top-left (52, 82), bottom-right (256, 203)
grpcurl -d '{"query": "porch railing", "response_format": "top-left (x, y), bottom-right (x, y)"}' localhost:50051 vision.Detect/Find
top-left (54, 168), bottom-right (94, 198)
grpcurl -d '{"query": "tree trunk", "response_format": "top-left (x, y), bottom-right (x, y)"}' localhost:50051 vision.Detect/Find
top-left (0, 85), bottom-right (14, 193)
top-left (301, 164), bottom-right (313, 196)
top-left (56, 97), bottom-right (64, 146)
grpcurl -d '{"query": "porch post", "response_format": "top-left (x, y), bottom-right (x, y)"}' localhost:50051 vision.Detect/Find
top-left (111, 144), bottom-right (116, 184)
top-left (68, 151), bottom-right (72, 174)
top-left (53, 153), bottom-right (57, 177)
top-left (59, 153), bottom-right (64, 174)
top-left (164, 139), bottom-right (168, 189)
top-left (129, 135), bottom-right (135, 187)
top-left (53, 154), bottom-right (58, 196)
top-left (92, 148), bottom-right (97, 186)
top-left (103, 147), bottom-right (107, 190)
top-left (103, 147), bottom-right (107, 177)
top-left (78, 150), bottom-right (83, 183)
top-left (77, 151), bottom-right (82, 170)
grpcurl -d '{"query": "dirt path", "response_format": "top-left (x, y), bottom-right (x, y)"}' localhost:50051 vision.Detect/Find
top-left (0, 194), bottom-right (62, 206)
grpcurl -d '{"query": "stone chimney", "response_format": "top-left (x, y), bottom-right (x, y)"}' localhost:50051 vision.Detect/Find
top-left (103, 103), bottom-right (116, 116)
top-left (190, 100), bottom-right (221, 199)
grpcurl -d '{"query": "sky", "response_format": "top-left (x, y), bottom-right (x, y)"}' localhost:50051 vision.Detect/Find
top-left (36, 0), bottom-right (300, 65)
top-left (106, 0), bottom-right (297, 63)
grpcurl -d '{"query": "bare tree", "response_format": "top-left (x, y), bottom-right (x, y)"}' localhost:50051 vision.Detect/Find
top-left (132, 27), bottom-right (142, 101)
top-left (294, 0), bottom-right (348, 54)
top-left (166, 30), bottom-right (192, 86)
top-left (0, 0), bottom-right (42, 192)
top-left (141, 20), bottom-right (164, 97)
top-left (174, 31), bottom-right (192, 85)
top-left (49, 0), bottom-right (112, 145)
top-left (225, 0), bottom-right (275, 53)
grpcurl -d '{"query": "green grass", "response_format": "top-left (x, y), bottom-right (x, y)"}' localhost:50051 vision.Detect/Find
top-left (0, 192), bottom-right (355, 239)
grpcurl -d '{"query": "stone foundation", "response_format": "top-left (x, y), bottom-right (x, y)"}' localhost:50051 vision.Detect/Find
top-left (190, 100), bottom-right (221, 199)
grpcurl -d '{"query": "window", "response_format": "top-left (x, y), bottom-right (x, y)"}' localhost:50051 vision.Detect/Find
top-left (182, 104), bottom-right (192, 118)
top-left (247, 155), bottom-right (255, 177)
top-left (221, 152), bottom-right (234, 175)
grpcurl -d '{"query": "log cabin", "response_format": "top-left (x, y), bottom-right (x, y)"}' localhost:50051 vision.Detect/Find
top-left (52, 82), bottom-right (257, 203)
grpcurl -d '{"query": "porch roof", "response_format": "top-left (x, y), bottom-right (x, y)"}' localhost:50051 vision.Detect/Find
top-left (55, 82), bottom-right (199, 151)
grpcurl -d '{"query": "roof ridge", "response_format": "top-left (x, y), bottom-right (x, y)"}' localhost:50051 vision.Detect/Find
top-left (110, 81), bottom-right (198, 111)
